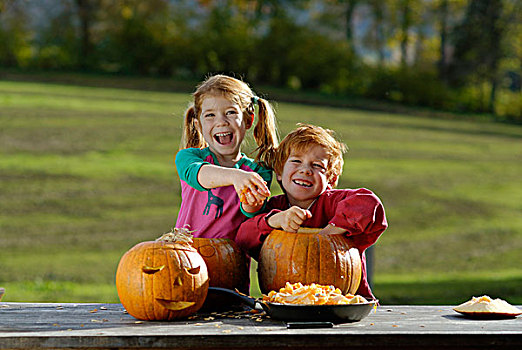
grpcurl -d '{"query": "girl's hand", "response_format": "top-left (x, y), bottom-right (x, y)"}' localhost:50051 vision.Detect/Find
top-left (267, 206), bottom-right (312, 233)
top-left (240, 190), bottom-right (266, 208)
top-left (234, 170), bottom-right (270, 206)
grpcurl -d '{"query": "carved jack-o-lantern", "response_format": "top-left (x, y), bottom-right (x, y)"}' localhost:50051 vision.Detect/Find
top-left (116, 234), bottom-right (209, 321)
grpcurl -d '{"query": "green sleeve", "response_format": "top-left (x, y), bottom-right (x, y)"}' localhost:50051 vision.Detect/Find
top-left (240, 200), bottom-right (268, 218)
top-left (257, 165), bottom-right (272, 188)
top-left (174, 148), bottom-right (210, 191)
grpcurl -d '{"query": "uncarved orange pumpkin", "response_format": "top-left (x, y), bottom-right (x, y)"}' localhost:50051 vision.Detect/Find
top-left (192, 237), bottom-right (249, 309)
top-left (192, 237), bottom-right (249, 292)
top-left (116, 238), bottom-right (209, 321)
top-left (258, 228), bottom-right (361, 295)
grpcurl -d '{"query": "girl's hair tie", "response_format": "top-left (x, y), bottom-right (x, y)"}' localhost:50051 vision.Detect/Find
top-left (251, 96), bottom-right (259, 105)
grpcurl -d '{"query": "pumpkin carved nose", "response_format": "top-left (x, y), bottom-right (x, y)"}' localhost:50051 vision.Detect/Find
top-left (173, 276), bottom-right (183, 286)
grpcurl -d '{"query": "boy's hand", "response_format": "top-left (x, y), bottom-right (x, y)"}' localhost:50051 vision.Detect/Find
top-left (267, 206), bottom-right (312, 232)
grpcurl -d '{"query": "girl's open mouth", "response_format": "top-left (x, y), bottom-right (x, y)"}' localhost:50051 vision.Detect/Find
top-left (214, 132), bottom-right (233, 145)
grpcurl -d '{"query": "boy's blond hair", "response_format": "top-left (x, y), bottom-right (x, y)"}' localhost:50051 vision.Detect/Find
top-left (272, 124), bottom-right (347, 188)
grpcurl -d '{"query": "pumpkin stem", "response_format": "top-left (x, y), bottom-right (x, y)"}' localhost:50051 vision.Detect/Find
top-left (156, 226), bottom-right (195, 244)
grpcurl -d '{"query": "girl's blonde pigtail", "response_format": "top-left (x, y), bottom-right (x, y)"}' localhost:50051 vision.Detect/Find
top-left (253, 98), bottom-right (279, 168)
top-left (180, 105), bottom-right (206, 150)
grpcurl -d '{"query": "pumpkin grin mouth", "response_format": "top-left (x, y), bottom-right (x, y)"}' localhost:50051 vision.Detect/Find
top-left (156, 299), bottom-right (196, 310)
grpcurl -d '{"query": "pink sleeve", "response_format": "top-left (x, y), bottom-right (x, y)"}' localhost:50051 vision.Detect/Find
top-left (329, 189), bottom-right (388, 251)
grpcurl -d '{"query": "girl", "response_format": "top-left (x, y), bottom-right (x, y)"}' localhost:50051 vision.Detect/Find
top-left (175, 74), bottom-right (279, 240)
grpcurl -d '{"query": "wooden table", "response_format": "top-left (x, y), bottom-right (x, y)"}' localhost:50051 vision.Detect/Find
top-left (1, 302), bottom-right (520, 349)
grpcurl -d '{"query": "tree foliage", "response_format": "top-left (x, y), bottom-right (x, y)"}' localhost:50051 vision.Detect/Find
top-left (0, 0), bottom-right (520, 119)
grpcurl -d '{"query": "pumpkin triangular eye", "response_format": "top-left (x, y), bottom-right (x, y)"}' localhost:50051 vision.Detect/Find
top-left (186, 266), bottom-right (200, 275)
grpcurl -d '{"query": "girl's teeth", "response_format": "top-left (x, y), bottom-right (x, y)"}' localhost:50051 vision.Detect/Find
top-left (214, 132), bottom-right (233, 145)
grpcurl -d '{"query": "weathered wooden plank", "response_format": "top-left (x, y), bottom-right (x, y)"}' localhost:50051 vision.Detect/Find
top-left (0, 303), bottom-right (521, 349)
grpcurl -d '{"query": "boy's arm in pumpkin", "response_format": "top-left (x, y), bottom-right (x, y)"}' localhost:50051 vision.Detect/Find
top-left (326, 188), bottom-right (388, 251)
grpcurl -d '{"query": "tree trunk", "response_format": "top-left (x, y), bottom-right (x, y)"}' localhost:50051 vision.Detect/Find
top-left (75, 0), bottom-right (92, 70)
top-left (489, 77), bottom-right (498, 114)
top-left (438, 0), bottom-right (448, 81)
top-left (414, 25), bottom-right (425, 66)
top-left (486, 0), bottom-right (503, 114)
top-left (400, 0), bottom-right (411, 67)
top-left (344, 0), bottom-right (358, 54)
top-left (370, 0), bottom-right (386, 65)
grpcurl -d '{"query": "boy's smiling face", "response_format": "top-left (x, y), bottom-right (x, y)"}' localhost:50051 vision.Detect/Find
top-left (277, 144), bottom-right (332, 209)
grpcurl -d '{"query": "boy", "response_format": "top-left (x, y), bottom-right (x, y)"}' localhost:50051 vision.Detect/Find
top-left (235, 124), bottom-right (387, 299)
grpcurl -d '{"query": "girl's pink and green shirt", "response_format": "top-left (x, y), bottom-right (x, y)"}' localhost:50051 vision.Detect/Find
top-left (175, 147), bottom-right (272, 240)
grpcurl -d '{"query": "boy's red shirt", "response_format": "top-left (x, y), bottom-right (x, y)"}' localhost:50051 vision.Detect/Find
top-left (235, 188), bottom-right (388, 299)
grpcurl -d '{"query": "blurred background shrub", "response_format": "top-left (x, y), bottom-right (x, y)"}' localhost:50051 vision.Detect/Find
top-left (0, 0), bottom-right (520, 121)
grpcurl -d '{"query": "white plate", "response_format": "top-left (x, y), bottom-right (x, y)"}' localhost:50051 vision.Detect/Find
top-left (454, 309), bottom-right (522, 319)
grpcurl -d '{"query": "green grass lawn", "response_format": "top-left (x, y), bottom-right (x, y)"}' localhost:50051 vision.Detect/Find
top-left (1, 79), bottom-right (521, 305)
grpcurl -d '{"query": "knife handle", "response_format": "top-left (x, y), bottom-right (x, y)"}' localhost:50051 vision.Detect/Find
top-left (286, 322), bottom-right (334, 329)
